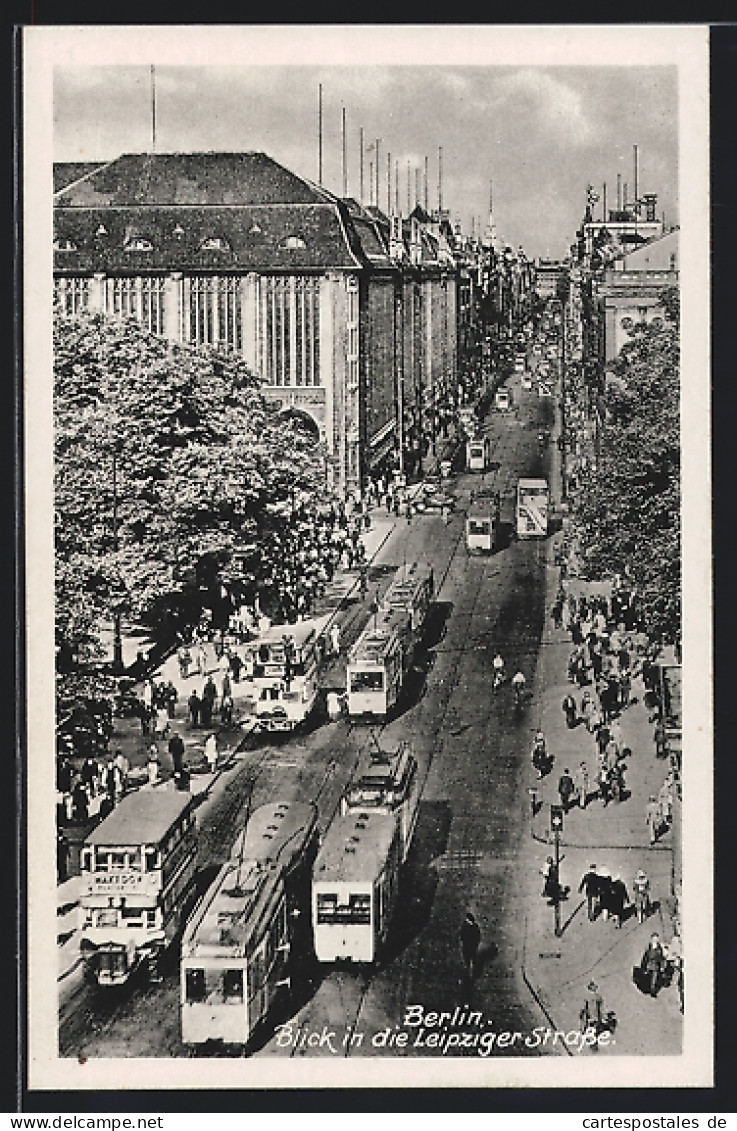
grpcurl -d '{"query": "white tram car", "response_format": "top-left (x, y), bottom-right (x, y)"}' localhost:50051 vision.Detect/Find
top-left (466, 436), bottom-right (491, 473)
top-left (180, 801), bottom-right (319, 1047)
top-left (341, 740), bottom-right (420, 863)
top-left (345, 562), bottom-right (434, 718)
top-left (79, 791), bottom-right (198, 986)
top-left (312, 810), bottom-right (401, 963)
top-left (465, 491), bottom-right (501, 555)
top-left (242, 616), bottom-right (330, 732)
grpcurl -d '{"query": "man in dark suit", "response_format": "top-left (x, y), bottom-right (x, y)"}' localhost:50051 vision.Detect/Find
top-left (579, 864), bottom-right (603, 921)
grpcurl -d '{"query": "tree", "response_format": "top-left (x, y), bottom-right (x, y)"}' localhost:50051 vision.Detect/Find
top-left (55, 310), bottom-right (330, 684)
top-left (572, 288), bottom-right (680, 642)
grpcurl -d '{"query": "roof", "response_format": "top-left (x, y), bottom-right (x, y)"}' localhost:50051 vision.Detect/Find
top-left (348, 607), bottom-right (410, 665)
top-left (183, 800), bottom-right (316, 957)
top-left (380, 562), bottom-right (433, 614)
top-left (86, 790), bottom-right (194, 846)
top-left (230, 800), bottom-right (317, 867)
top-left (54, 204), bottom-right (362, 273)
top-left (348, 742), bottom-right (416, 793)
top-left (54, 152), bottom-right (334, 208)
top-left (248, 614), bottom-right (332, 649)
top-left (54, 162), bottom-right (108, 194)
top-left (313, 811), bottom-right (397, 883)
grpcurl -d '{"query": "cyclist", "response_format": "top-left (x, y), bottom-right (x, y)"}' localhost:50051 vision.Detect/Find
top-left (492, 653), bottom-right (506, 688)
top-left (511, 670), bottom-right (526, 702)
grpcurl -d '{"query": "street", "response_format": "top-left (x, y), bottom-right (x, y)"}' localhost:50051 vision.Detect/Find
top-left (59, 370), bottom-right (559, 1059)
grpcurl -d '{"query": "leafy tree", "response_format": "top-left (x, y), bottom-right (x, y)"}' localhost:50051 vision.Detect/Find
top-left (572, 288), bottom-right (680, 641)
top-left (55, 310), bottom-right (330, 683)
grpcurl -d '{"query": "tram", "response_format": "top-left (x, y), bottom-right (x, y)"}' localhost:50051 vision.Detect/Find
top-left (341, 740), bottom-right (420, 863)
top-left (312, 810), bottom-right (401, 963)
top-left (242, 615), bottom-right (331, 732)
top-left (516, 477), bottom-right (550, 538)
top-left (465, 491), bottom-right (501, 554)
top-left (79, 791), bottom-right (198, 986)
top-left (180, 801), bottom-right (319, 1048)
top-left (466, 436), bottom-right (491, 473)
top-left (345, 562), bottom-right (433, 717)
top-left (494, 386), bottom-right (512, 412)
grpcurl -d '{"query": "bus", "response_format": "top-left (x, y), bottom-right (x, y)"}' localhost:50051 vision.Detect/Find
top-left (242, 615), bottom-right (331, 732)
top-left (466, 436), bottom-right (491, 473)
top-left (516, 477), bottom-right (550, 538)
top-left (180, 801), bottom-right (319, 1048)
top-left (466, 491), bottom-right (501, 554)
top-left (312, 810), bottom-right (401, 963)
top-left (341, 740), bottom-right (420, 863)
top-left (79, 790), bottom-right (198, 986)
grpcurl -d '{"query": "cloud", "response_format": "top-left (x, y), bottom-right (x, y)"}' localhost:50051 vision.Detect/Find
top-left (493, 68), bottom-right (594, 146)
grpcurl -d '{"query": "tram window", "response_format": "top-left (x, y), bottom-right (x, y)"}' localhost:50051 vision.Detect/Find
top-left (185, 968), bottom-right (206, 1003)
top-left (223, 969), bottom-right (244, 1003)
top-left (258, 645), bottom-right (270, 663)
top-left (96, 908), bottom-right (118, 928)
top-left (145, 848), bottom-right (160, 871)
top-left (120, 907), bottom-right (144, 926)
top-left (283, 690), bottom-right (299, 702)
top-left (316, 892), bottom-right (371, 924)
top-left (468, 520), bottom-right (490, 535)
top-left (145, 909), bottom-right (157, 929)
top-left (127, 849), bottom-right (142, 872)
top-left (350, 670), bottom-right (384, 693)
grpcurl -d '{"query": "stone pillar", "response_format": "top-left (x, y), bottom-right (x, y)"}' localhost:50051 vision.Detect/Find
top-left (89, 273), bottom-right (106, 313)
top-left (163, 273), bottom-right (182, 342)
top-left (242, 273), bottom-right (260, 374)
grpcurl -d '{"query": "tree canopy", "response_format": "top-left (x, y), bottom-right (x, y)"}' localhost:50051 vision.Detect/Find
top-left (572, 288), bottom-right (680, 641)
top-left (55, 310), bottom-right (330, 677)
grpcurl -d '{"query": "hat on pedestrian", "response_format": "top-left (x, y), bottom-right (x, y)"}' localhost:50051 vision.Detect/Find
top-left (636, 869), bottom-right (647, 880)
top-left (587, 981), bottom-right (598, 991)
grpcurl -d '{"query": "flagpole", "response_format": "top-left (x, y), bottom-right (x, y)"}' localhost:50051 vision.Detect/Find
top-left (150, 64), bottom-right (157, 154)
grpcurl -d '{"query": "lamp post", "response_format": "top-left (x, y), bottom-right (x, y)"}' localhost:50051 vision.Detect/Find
top-left (111, 444), bottom-right (124, 675)
top-left (550, 804), bottom-right (564, 937)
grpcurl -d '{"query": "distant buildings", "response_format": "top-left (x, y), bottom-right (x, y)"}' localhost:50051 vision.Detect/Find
top-left (53, 151), bottom-right (472, 498)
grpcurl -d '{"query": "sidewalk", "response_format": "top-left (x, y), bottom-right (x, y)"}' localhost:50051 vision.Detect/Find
top-left (519, 399), bottom-right (683, 1054)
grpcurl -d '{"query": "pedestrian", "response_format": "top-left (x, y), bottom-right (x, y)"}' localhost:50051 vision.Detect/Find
top-left (578, 864), bottom-right (602, 921)
top-left (633, 869), bottom-right (651, 923)
top-left (608, 874), bottom-right (629, 929)
top-left (575, 761), bottom-right (590, 808)
top-left (597, 763), bottom-right (611, 807)
top-left (168, 731), bottom-right (185, 776)
top-left (178, 645), bottom-right (192, 680)
top-left (188, 690), bottom-right (201, 728)
top-left (646, 795), bottom-right (661, 844)
top-left (562, 693), bottom-right (577, 729)
top-left (666, 933), bottom-right (684, 1013)
top-left (580, 980), bottom-right (604, 1034)
top-left (201, 676), bottom-right (217, 727)
top-left (640, 933), bottom-right (666, 997)
top-left (113, 750), bottom-right (129, 792)
top-left (229, 652), bottom-right (243, 683)
top-left (541, 856), bottom-right (560, 903)
top-left (558, 767), bottom-right (575, 812)
top-left (164, 680), bottom-right (178, 719)
top-left (154, 704), bottom-right (170, 739)
top-left (330, 623), bottom-right (341, 658)
top-left (327, 690), bottom-right (342, 721)
top-left (204, 732), bottom-right (218, 775)
top-left (359, 564), bottom-right (369, 598)
top-left (659, 773), bottom-right (675, 827)
top-left (220, 693), bottom-right (234, 727)
top-left (56, 829), bottom-right (69, 884)
top-left (146, 744), bottom-right (160, 786)
top-left (460, 911), bottom-right (482, 977)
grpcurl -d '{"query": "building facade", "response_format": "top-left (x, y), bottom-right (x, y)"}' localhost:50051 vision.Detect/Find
top-left (53, 152), bottom-right (460, 499)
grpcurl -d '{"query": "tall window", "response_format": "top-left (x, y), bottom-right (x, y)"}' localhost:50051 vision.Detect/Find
top-left (54, 277), bottom-right (89, 316)
top-left (107, 277), bottom-right (166, 335)
top-left (262, 276), bottom-right (320, 387)
top-left (187, 276), bottom-right (243, 351)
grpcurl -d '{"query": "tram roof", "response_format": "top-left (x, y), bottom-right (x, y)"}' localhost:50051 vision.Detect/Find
top-left (517, 477), bottom-right (548, 488)
top-left (351, 741), bottom-right (416, 788)
top-left (183, 802), bottom-right (317, 957)
top-left (85, 789), bottom-right (194, 846)
top-left (313, 811), bottom-right (397, 882)
top-left (230, 800), bottom-right (317, 867)
top-left (348, 609), bottom-right (410, 664)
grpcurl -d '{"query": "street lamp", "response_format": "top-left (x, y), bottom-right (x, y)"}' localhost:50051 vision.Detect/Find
top-left (550, 804), bottom-right (564, 937)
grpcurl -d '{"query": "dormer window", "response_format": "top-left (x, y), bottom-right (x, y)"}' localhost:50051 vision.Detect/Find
top-left (200, 236), bottom-right (230, 252)
top-left (124, 237), bottom-right (153, 252)
top-left (54, 237), bottom-right (78, 252)
top-left (283, 235), bottom-right (306, 250)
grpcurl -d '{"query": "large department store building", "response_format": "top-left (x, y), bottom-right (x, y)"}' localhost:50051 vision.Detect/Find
top-left (53, 151), bottom-right (460, 498)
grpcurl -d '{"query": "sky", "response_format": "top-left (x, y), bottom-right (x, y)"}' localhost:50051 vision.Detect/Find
top-left (50, 35), bottom-right (682, 261)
